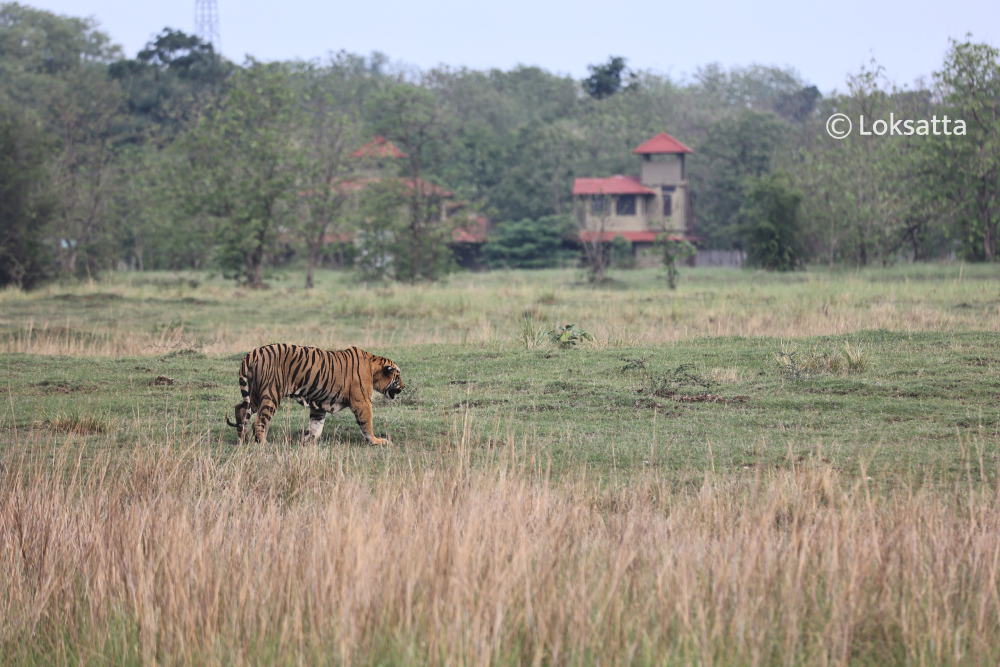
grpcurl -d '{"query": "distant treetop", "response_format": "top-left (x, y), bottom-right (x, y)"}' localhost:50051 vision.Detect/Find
top-left (582, 56), bottom-right (635, 99)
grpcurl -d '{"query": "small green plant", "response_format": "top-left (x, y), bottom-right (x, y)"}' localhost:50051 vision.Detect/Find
top-left (516, 314), bottom-right (546, 349)
top-left (647, 364), bottom-right (715, 395)
top-left (844, 341), bottom-right (868, 373)
top-left (775, 342), bottom-right (806, 379)
top-left (620, 357), bottom-right (649, 374)
top-left (776, 341), bottom-right (865, 378)
top-left (47, 414), bottom-right (106, 434)
top-left (800, 345), bottom-right (844, 374)
top-left (657, 235), bottom-right (696, 289)
top-left (544, 324), bottom-right (593, 349)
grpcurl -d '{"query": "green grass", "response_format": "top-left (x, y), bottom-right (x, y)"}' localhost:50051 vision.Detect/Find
top-left (2, 263), bottom-right (999, 355)
top-left (3, 327), bottom-right (999, 486)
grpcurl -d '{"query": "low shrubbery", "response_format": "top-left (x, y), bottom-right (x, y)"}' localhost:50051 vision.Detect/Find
top-left (481, 215), bottom-right (579, 269)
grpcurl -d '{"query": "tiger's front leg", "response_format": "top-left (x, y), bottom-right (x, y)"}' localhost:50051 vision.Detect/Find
top-left (302, 407), bottom-right (327, 445)
top-left (351, 400), bottom-right (388, 445)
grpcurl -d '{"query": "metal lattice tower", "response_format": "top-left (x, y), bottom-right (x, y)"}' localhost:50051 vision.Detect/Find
top-left (194, 0), bottom-right (220, 50)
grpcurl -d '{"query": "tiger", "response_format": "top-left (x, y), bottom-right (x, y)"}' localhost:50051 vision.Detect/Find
top-left (226, 344), bottom-right (403, 445)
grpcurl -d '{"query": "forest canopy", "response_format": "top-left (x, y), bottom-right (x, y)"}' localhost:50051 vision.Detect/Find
top-left (1, 2), bottom-right (998, 287)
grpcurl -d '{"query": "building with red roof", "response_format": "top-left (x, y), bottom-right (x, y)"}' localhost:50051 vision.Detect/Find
top-left (349, 136), bottom-right (408, 159)
top-left (572, 175), bottom-right (657, 197)
top-left (632, 132), bottom-right (694, 155)
top-left (299, 137), bottom-right (485, 266)
top-left (573, 131), bottom-right (693, 267)
top-left (340, 137), bottom-right (455, 224)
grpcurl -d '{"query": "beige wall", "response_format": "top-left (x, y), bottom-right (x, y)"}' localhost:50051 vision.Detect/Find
top-left (576, 187), bottom-right (689, 234)
top-left (577, 195), bottom-right (652, 232)
top-left (640, 155), bottom-right (683, 186)
top-left (576, 188), bottom-right (690, 235)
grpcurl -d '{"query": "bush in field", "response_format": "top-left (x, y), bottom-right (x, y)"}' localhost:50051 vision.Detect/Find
top-left (740, 171), bottom-right (806, 271)
top-left (608, 234), bottom-right (636, 269)
top-left (657, 235), bottom-right (696, 289)
top-left (544, 323), bottom-right (593, 348)
top-left (482, 215), bottom-right (578, 269)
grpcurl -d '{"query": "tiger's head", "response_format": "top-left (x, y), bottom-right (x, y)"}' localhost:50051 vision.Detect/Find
top-left (372, 357), bottom-right (404, 400)
top-left (226, 401), bottom-right (251, 441)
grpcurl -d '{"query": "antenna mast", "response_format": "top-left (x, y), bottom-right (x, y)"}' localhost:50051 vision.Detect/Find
top-left (194, 0), bottom-right (220, 50)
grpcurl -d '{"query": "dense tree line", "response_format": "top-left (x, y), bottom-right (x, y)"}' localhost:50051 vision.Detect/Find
top-left (1, 2), bottom-right (998, 288)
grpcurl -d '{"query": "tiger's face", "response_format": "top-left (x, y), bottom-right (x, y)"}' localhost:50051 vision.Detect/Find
top-left (373, 360), bottom-right (404, 400)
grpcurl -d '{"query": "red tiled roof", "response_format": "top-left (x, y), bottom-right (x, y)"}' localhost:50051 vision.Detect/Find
top-left (572, 175), bottom-right (656, 196)
top-left (452, 216), bottom-right (488, 244)
top-left (403, 178), bottom-right (453, 198)
top-left (579, 231), bottom-right (688, 243)
top-left (350, 136), bottom-right (407, 159)
top-left (321, 231), bottom-right (354, 244)
top-left (632, 132), bottom-right (694, 155)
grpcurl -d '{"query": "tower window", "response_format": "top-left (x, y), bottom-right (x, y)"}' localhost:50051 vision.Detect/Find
top-left (662, 186), bottom-right (675, 217)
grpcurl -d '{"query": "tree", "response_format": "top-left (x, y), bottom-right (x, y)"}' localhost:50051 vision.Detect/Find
top-left (354, 178), bottom-right (406, 281)
top-left (47, 68), bottom-right (128, 278)
top-left (582, 56), bottom-right (634, 100)
top-left (934, 38), bottom-right (1000, 261)
top-left (367, 82), bottom-right (455, 281)
top-left (575, 193), bottom-right (610, 282)
top-left (0, 110), bottom-right (55, 288)
top-left (1, 3), bottom-right (125, 281)
top-left (115, 144), bottom-right (214, 271)
top-left (184, 61), bottom-right (301, 287)
top-left (294, 57), bottom-right (362, 288)
top-left (657, 235), bottom-right (695, 289)
top-left (740, 172), bottom-right (805, 271)
top-left (109, 28), bottom-right (230, 141)
top-left (690, 110), bottom-right (787, 248)
top-left (791, 65), bottom-right (935, 266)
top-left (481, 215), bottom-right (576, 269)
top-left (0, 3), bottom-right (119, 81)
top-left (491, 120), bottom-right (582, 222)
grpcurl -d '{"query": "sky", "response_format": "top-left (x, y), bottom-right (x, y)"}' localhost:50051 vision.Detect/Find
top-left (25, 0), bottom-right (1000, 94)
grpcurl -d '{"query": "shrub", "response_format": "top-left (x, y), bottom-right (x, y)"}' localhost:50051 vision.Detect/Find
top-left (482, 215), bottom-right (578, 269)
top-left (608, 234), bottom-right (636, 269)
top-left (544, 323), bottom-right (593, 348)
top-left (740, 171), bottom-right (806, 271)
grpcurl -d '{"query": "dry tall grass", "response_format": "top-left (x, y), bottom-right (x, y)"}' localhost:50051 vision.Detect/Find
top-left (3, 430), bottom-right (1000, 665)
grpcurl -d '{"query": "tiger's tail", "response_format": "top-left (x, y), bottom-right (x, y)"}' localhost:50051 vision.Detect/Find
top-left (226, 353), bottom-right (253, 437)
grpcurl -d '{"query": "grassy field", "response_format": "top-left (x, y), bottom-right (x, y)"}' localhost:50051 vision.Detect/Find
top-left (3, 263), bottom-right (1000, 664)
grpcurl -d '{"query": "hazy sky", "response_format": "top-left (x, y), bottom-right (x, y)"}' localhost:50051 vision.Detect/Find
top-left (25, 0), bottom-right (999, 93)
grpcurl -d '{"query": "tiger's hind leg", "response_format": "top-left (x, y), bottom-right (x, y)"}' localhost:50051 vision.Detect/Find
top-left (252, 394), bottom-right (279, 445)
top-left (302, 407), bottom-right (327, 445)
top-left (351, 400), bottom-right (389, 445)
